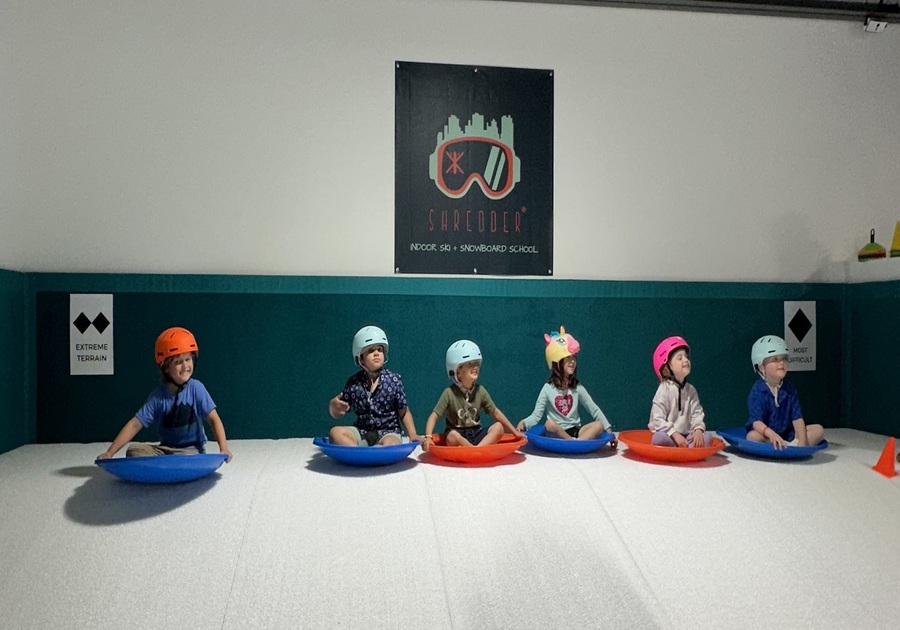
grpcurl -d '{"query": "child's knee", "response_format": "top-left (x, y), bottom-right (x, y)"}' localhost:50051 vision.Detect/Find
top-left (125, 443), bottom-right (157, 457)
top-left (329, 426), bottom-right (356, 445)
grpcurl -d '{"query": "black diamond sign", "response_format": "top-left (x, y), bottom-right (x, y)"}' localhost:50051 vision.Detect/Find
top-left (73, 312), bottom-right (92, 334)
top-left (789, 309), bottom-right (812, 343)
top-left (73, 311), bottom-right (111, 334)
top-left (92, 312), bottom-right (110, 334)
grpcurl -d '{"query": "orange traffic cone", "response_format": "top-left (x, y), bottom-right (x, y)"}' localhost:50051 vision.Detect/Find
top-left (872, 437), bottom-right (897, 478)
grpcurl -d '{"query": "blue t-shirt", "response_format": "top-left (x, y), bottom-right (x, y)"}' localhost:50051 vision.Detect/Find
top-left (745, 378), bottom-right (803, 440)
top-left (340, 368), bottom-right (408, 437)
top-left (135, 379), bottom-right (215, 450)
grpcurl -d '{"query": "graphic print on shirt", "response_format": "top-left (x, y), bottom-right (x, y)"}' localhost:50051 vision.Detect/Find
top-left (159, 396), bottom-right (204, 448)
top-left (455, 392), bottom-right (480, 427)
top-left (554, 393), bottom-right (573, 416)
top-left (162, 399), bottom-right (197, 430)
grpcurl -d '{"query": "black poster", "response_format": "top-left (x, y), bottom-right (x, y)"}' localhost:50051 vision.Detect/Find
top-left (395, 61), bottom-right (553, 276)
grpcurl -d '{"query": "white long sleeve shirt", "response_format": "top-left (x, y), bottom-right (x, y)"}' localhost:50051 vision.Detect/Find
top-left (648, 380), bottom-right (706, 436)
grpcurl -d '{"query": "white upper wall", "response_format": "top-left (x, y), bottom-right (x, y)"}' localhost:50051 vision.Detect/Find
top-left (0, 5), bottom-right (23, 269)
top-left (5, 0), bottom-right (900, 281)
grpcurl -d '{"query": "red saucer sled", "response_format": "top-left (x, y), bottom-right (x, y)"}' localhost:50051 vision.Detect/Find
top-left (618, 430), bottom-right (725, 463)
top-left (426, 433), bottom-right (526, 463)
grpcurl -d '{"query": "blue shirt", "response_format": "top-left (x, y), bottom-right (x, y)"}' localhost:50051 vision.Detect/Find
top-left (135, 379), bottom-right (215, 450)
top-left (341, 368), bottom-right (408, 436)
top-left (746, 378), bottom-right (803, 440)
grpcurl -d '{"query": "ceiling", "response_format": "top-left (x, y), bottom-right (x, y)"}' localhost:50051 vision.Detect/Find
top-left (497, 0), bottom-right (900, 24)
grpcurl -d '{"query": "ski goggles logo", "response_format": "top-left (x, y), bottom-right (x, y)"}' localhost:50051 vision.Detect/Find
top-left (429, 114), bottom-right (521, 200)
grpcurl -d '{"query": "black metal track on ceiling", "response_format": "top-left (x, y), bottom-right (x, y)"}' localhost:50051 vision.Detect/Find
top-left (497, 0), bottom-right (900, 23)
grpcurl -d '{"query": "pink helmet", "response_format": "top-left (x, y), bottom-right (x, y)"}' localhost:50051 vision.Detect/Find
top-left (652, 336), bottom-right (689, 381)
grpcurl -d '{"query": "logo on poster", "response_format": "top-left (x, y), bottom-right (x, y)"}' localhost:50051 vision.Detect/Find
top-left (429, 114), bottom-right (521, 200)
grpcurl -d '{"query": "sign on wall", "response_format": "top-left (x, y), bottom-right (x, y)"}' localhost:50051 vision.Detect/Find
top-left (784, 301), bottom-right (815, 371)
top-left (70, 294), bottom-right (114, 375)
top-left (395, 61), bottom-right (553, 276)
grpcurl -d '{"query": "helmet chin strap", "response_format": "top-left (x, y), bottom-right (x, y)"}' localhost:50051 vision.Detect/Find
top-left (160, 368), bottom-right (187, 392)
top-left (159, 354), bottom-right (194, 391)
top-left (758, 368), bottom-right (783, 403)
top-left (356, 356), bottom-right (383, 383)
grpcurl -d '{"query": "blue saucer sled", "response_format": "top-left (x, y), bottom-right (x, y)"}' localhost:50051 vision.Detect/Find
top-left (95, 453), bottom-right (228, 483)
top-left (526, 425), bottom-right (614, 454)
top-left (717, 427), bottom-right (828, 459)
top-left (313, 438), bottom-right (419, 466)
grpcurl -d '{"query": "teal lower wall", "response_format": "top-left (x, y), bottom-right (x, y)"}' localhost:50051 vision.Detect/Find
top-left (846, 280), bottom-right (900, 437)
top-left (30, 274), bottom-right (846, 445)
top-left (0, 269), bottom-right (26, 454)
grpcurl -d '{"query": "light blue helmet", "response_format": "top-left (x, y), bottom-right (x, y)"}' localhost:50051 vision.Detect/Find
top-left (445, 339), bottom-right (482, 385)
top-left (751, 335), bottom-right (788, 374)
top-left (352, 326), bottom-right (388, 366)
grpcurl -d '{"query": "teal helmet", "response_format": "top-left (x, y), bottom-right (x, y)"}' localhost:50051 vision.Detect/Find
top-left (445, 340), bottom-right (482, 385)
top-left (751, 335), bottom-right (788, 374)
top-left (352, 326), bottom-right (389, 367)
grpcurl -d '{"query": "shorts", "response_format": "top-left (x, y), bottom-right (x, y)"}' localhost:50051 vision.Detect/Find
top-left (348, 426), bottom-right (402, 446)
top-left (126, 443), bottom-right (201, 457)
top-left (564, 425), bottom-right (582, 438)
top-left (448, 425), bottom-right (489, 445)
top-left (748, 425), bottom-right (795, 442)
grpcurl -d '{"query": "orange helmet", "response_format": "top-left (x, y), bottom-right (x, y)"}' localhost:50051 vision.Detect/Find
top-left (154, 327), bottom-right (198, 366)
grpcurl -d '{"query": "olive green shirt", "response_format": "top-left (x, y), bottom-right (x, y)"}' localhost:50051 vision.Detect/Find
top-left (432, 384), bottom-right (496, 431)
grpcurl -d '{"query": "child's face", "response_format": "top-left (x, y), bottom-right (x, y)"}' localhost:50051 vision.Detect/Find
top-left (667, 348), bottom-right (691, 382)
top-left (456, 360), bottom-right (481, 388)
top-left (761, 354), bottom-right (788, 381)
top-left (360, 345), bottom-right (385, 372)
top-left (164, 352), bottom-right (194, 386)
top-left (561, 355), bottom-right (576, 376)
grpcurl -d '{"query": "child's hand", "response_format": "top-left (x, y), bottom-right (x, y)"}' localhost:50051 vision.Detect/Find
top-left (692, 428), bottom-right (705, 448)
top-left (221, 448), bottom-right (233, 462)
top-left (422, 435), bottom-right (434, 452)
top-left (329, 395), bottom-right (350, 419)
top-left (97, 451), bottom-right (112, 460)
top-left (672, 433), bottom-right (689, 448)
top-left (767, 432), bottom-right (787, 450)
top-left (516, 420), bottom-right (526, 432)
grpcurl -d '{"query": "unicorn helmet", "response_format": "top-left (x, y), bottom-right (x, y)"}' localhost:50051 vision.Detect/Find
top-left (544, 326), bottom-right (580, 369)
top-left (652, 336), bottom-right (689, 381)
top-left (445, 340), bottom-right (482, 385)
top-left (352, 326), bottom-right (389, 366)
top-left (751, 335), bottom-right (788, 374)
